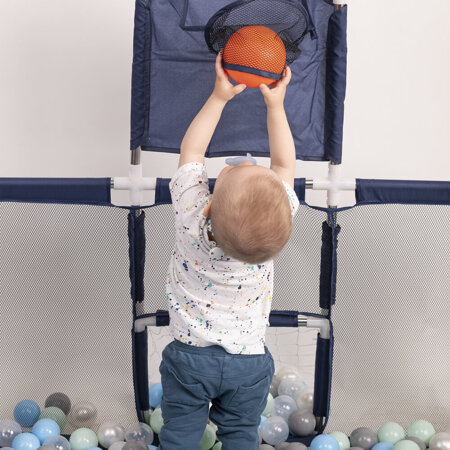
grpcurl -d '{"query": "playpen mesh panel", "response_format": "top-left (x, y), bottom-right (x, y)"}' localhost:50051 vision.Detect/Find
top-left (0, 202), bottom-right (136, 432)
top-left (328, 204), bottom-right (450, 433)
top-left (142, 203), bottom-right (328, 314)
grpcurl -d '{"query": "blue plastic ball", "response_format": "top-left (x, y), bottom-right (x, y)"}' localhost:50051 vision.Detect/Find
top-left (149, 383), bottom-right (163, 409)
top-left (148, 447), bottom-right (158, 450)
top-left (259, 415), bottom-right (267, 430)
top-left (311, 434), bottom-right (341, 450)
top-left (85, 447), bottom-right (102, 450)
top-left (31, 419), bottom-right (60, 444)
top-left (14, 400), bottom-right (41, 428)
top-left (373, 443), bottom-right (394, 450)
top-left (12, 433), bottom-right (41, 450)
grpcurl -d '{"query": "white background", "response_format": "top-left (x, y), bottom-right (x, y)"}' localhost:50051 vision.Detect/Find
top-left (0, 0), bottom-right (449, 207)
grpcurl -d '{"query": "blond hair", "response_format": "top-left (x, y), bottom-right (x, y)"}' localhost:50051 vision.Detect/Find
top-left (210, 171), bottom-right (292, 264)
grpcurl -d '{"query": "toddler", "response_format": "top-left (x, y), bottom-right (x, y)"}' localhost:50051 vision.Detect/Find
top-left (159, 52), bottom-right (299, 450)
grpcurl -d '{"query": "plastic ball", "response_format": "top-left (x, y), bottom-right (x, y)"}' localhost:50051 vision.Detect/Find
top-left (350, 428), bottom-right (378, 450)
top-left (372, 443), bottom-right (394, 450)
top-left (393, 441), bottom-right (420, 450)
top-left (148, 446), bottom-right (158, 450)
top-left (278, 379), bottom-right (306, 400)
top-left (14, 400), bottom-right (41, 428)
top-left (149, 408), bottom-right (164, 435)
top-left (405, 437), bottom-right (426, 450)
top-left (263, 393), bottom-right (274, 416)
top-left (349, 447), bottom-right (365, 450)
top-left (43, 435), bottom-right (71, 450)
top-left (260, 445), bottom-right (275, 450)
top-left (295, 386), bottom-right (314, 412)
top-left (288, 444), bottom-right (308, 450)
top-left (275, 443), bottom-right (290, 450)
top-left (212, 442), bottom-right (222, 450)
top-left (275, 366), bottom-right (302, 384)
top-left (407, 421), bottom-right (435, 447)
top-left (39, 408), bottom-right (66, 431)
top-left (260, 416), bottom-right (289, 446)
top-left (1, 447), bottom-right (15, 450)
top-left (68, 403), bottom-right (98, 429)
top-left (45, 394), bottom-right (71, 416)
top-left (270, 395), bottom-right (297, 421)
top-left (311, 434), bottom-right (340, 450)
top-left (201, 424), bottom-right (216, 450)
top-left (31, 419), bottom-right (60, 444)
top-left (12, 433), bottom-right (41, 450)
top-left (378, 423), bottom-right (405, 445)
top-left (69, 428), bottom-right (99, 450)
top-left (122, 441), bottom-right (147, 450)
top-left (125, 423), bottom-right (153, 446)
top-left (109, 441), bottom-right (126, 450)
top-left (39, 447), bottom-right (57, 450)
top-left (429, 433), bottom-right (450, 450)
top-left (0, 419), bottom-right (22, 447)
top-left (85, 447), bottom-right (102, 450)
top-left (96, 422), bottom-right (125, 448)
top-left (270, 378), bottom-right (281, 398)
top-left (222, 25), bottom-right (287, 88)
top-left (149, 383), bottom-right (163, 409)
top-left (288, 409), bottom-right (315, 437)
top-left (259, 415), bottom-right (268, 430)
top-left (328, 431), bottom-right (351, 450)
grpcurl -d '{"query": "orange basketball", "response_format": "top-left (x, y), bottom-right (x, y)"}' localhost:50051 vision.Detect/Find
top-left (222, 25), bottom-right (286, 88)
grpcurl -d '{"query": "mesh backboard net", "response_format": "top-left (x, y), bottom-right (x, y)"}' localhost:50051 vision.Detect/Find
top-left (0, 202), bottom-right (136, 433)
top-left (328, 204), bottom-right (450, 433)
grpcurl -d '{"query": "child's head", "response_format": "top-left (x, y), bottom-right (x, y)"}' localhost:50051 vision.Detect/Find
top-left (207, 163), bottom-right (293, 264)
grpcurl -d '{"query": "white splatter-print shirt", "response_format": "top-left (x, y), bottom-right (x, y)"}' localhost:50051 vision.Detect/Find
top-left (166, 162), bottom-right (299, 355)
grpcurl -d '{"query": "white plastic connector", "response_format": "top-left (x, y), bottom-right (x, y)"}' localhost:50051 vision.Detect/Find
top-left (112, 165), bottom-right (157, 207)
top-left (311, 162), bottom-right (356, 208)
top-left (134, 316), bottom-right (157, 333)
top-left (305, 317), bottom-right (330, 339)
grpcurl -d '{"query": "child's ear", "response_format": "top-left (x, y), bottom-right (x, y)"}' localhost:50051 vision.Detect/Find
top-left (203, 200), bottom-right (213, 217)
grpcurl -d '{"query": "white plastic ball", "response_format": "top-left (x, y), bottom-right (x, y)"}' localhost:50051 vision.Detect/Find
top-left (68, 403), bottom-right (98, 428)
top-left (97, 422), bottom-right (125, 448)
top-left (260, 416), bottom-right (289, 446)
top-left (270, 395), bottom-right (297, 421)
top-left (124, 423), bottom-right (154, 446)
top-left (295, 386), bottom-right (314, 411)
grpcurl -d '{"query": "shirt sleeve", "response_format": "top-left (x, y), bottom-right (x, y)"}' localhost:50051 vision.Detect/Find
top-left (282, 180), bottom-right (300, 218)
top-left (169, 162), bottom-right (211, 232)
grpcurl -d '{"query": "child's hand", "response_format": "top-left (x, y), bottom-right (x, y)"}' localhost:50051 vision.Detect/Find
top-left (212, 52), bottom-right (247, 103)
top-left (259, 66), bottom-right (292, 109)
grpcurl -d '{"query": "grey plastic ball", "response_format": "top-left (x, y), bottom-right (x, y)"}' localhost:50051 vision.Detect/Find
top-left (45, 393), bottom-right (71, 415)
top-left (288, 444), bottom-right (308, 450)
top-left (349, 447), bottom-right (365, 450)
top-left (39, 446), bottom-right (58, 450)
top-left (405, 437), bottom-right (426, 450)
top-left (122, 440), bottom-right (148, 450)
top-left (288, 409), bottom-right (316, 437)
top-left (350, 428), bottom-right (378, 450)
top-left (429, 433), bottom-right (450, 450)
top-left (275, 443), bottom-right (291, 450)
top-left (260, 445), bottom-right (275, 450)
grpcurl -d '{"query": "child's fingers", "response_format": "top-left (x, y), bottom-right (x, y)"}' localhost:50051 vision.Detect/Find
top-left (215, 52), bottom-right (226, 78)
top-left (234, 84), bottom-right (247, 95)
top-left (280, 66), bottom-right (291, 86)
top-left (259, 83), bottom-right (270, 95)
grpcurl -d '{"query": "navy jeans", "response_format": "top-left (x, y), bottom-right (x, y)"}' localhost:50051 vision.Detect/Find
top-left (158, 339), bottom-right (275, 450)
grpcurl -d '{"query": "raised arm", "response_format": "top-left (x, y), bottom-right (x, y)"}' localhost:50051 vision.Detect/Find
top-left (178, 53), bottom-right (246, 167)
top-left (259, 67), bottom-right (296, 187)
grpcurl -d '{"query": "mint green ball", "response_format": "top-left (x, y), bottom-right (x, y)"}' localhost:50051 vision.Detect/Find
top-left (263, 393), bottom-right (273, 417)
top-left (149, 408), bottom-right (164, 434)
top-left (407, 421), bottom-right (435, 446)
top-left (201, 424), bottom-right (216, 450)
top-left (393, 440), bottom-right (420, 450)
top-left (69, 428), bottom-right (98, 450)
top-left (329, 431), bottom-right (351, 450)
top-left (39, 407), bottom-right (67, 431)
top-left (211, 442), bottom-right (222, 450)
top-left (378, 423), bottom-right (406, 444)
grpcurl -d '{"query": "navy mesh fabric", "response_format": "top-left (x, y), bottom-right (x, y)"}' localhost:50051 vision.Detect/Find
top-left (130, 0), bottom-right (347, 162)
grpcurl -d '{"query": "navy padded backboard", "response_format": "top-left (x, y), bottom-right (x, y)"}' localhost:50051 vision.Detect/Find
top-left (130, 0), bottom-right (347, 163)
